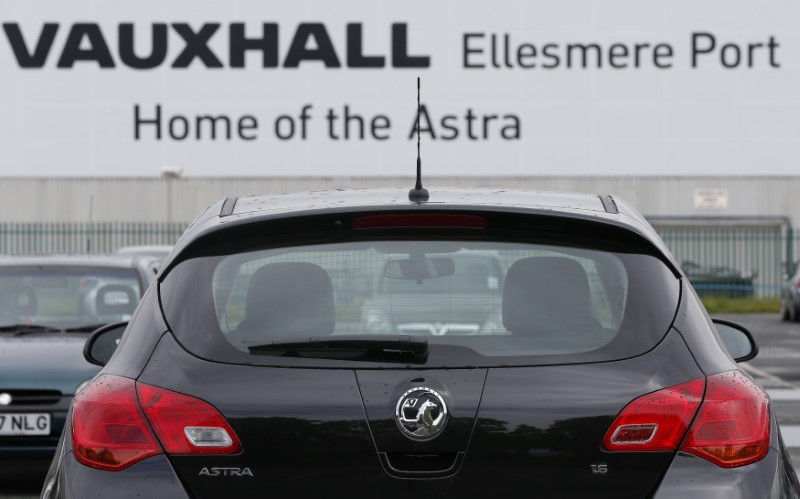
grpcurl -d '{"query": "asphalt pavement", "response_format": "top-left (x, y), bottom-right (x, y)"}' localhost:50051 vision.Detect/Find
top-left (3, 313), bottom-right (800, 497)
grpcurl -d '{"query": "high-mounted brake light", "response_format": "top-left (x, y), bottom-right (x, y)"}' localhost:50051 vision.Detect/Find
top-left (604, 371), bottom-right (771, 469)
top-left (352, 214), bottom-right (486, 229)
top-left (71, 375), bottom-right (241, 472)
top-left (680, 371), bottom-right (770, 468)
top-left (603, 378), bottom-right (704, 452)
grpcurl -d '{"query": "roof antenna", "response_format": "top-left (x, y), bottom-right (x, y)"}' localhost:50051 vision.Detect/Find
top-left (408, 77), bottom-right (429, 203)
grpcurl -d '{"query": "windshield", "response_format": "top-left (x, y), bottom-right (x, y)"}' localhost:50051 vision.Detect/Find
top-left (0, 266), bottom-right (142, 330)
top-left (161, 235), bottom-right (679, 367)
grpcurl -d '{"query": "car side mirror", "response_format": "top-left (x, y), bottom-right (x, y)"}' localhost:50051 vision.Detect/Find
top-left (84, 321), bottom-right (128, 366)
top-left (712, 319), bottom-right (758, 362)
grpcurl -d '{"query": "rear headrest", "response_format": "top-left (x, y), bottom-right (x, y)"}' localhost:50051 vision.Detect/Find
top-left (502, 256), bottom-right (595, 335)
top-left (238, 262), bottom-right (335, 338)
top-left (3, 285), bottom-right (37, 316)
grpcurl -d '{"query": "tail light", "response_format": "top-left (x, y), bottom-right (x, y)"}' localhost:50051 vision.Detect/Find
top-left (71, 376), bottom-right (161, 471)
top-left (137, 383), bottom-right (241, 454)
top-left (72, 375), bottom-right (241, 471)
top-left (603, 371), bottom-right (770, 469)
top-left (603, 378), bottom-right (704, 452)
top-left (680, 371), bottom-right (770, 468)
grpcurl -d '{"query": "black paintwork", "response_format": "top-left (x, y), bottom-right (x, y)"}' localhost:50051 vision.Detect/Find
top-left (46, 319), bottom-right (800, 498)
top-left (154, 188), bottom-right (685, 282)
top-left (121, 326), bottom-right (703, 498)
top-left (672, 280), bottom-right (739, 376)
top-left (99, 286), bottom-right (167, 380)
top-left (53, 453), bottom-right (188, 499)
top-left (137, 333), bottom-right (381, 498)
top-left (41, 189), bottom-right (800, 498)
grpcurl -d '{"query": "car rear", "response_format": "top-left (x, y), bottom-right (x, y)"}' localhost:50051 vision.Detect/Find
top-left (46, 195), bottom-right (798, 498)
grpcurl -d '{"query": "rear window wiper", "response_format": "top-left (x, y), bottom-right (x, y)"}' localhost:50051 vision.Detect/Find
top-left (247, 334), bottom-right (429, 363)
top-left (0, 324), bottom-right (65, 336)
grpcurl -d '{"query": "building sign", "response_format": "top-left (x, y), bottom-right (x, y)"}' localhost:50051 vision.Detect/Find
top-left (694, 188), bottom-right (729, 210)
top-left (0, 0), bottom-right (798, 176)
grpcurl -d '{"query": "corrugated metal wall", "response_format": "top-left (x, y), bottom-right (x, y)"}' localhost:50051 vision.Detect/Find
top-left (1, 176), bottom-right (798, 223)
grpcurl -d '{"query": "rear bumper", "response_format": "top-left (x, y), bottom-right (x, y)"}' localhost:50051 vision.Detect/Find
top-left (47, 450), bottom-right (799, 499)
top-left (45, 452), bottom-right (189, 499)
top-left (653, 448), bottom-right (799, 499)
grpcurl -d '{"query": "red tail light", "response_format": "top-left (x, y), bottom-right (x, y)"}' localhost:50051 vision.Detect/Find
top-left (72, 376), bottom-right (161, 471)
top-left (137, 384), bottom-right (241, 454)
top-left (603, 378), bottom-right (704, 452)
top-left (604, 371), bottom-right (771, 469)
top-left (679, 371), bottom-right (770, 468)
top-left (72, 375), bottom-right (241, 471)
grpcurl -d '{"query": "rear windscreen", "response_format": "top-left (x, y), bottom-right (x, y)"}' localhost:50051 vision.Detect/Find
top-left (160, 235), bottom-right (679, 368)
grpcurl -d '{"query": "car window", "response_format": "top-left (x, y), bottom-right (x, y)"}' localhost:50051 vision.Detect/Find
top-left (208, 241), bottom-right (632, 358)
top-left (0, 266), bottom-right (142, 329)
top-left (163, 231), bottom-right (678, 368)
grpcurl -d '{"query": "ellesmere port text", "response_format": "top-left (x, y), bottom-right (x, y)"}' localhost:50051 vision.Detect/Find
top-left (463, 32), bottom-right (780, 69)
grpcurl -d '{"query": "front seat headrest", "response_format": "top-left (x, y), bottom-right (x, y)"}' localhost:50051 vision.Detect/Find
top-left (95, 284), bottom-right (138, 316)
top-left (502, 256), bottom-right (598, 335)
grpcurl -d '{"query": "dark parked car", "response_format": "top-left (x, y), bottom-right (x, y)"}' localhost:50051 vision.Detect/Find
top-left (681, 260), bottom-right (757, 298)
top-left (0, 255), bottom-right (157, 484)
top-left (781, 262), bottom-right (800, 322)
top-left (44, 189), bottom-right (799, 498)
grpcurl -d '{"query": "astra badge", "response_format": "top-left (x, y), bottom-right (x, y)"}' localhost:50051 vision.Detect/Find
top-left (0, 393), bottom-right (11, 406)
top-left (395, 387), bottom-right (448, 441)
top-left (198, 467), bottom-right (253, 477)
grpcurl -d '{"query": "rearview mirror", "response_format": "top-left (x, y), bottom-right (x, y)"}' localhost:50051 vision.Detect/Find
top-left (84, 321), bottom-right (128, 366)
top-left (384, 257), bottom-right (456, 281)
top-left (712, 319), bottom-right (758, 362)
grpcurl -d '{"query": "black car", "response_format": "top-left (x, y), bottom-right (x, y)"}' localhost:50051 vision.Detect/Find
top-left (44, 189), bottom-right (799, 498)
top-left (0, 255), bottom-right (158, 484)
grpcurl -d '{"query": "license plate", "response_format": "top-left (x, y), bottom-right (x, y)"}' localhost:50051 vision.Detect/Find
top-left (0, 413), bottom-right (51, 436)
